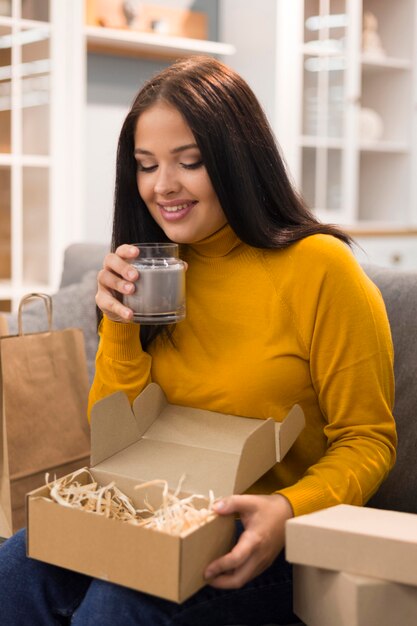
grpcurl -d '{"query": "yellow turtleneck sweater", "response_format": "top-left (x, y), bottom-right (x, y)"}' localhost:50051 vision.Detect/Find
top-left (88, 224), bottom-right (396, 517)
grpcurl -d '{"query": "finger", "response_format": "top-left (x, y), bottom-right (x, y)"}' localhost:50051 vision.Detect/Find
top-left (95, 283), bottom-right (134, 322)
top-left (205, 531), bottom-right (253, 580)
top-left (208, 553), bottom-right (264, 590)
top-left (95, 270), bottom-right (135, 321)
top-left (97, 267), bottom-right (136, 299)
top-left (103, 250), bottom-right (139, 283)
top-left (213, 495), bottom-right (258, 516)
top-left (114, 244), bottom-right (140, 259)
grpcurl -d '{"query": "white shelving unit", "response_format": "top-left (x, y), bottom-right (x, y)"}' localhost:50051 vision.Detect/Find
top-left (85, 24), bottom-right (235, 58)
top-left (0, 0), bottom-right (85, 312)
top-left (0, 0), bottom-right (235, 311)
top-left (298, 0), bottom-right (417, 228)
top-left (221, 0), bottom-right (417, 268)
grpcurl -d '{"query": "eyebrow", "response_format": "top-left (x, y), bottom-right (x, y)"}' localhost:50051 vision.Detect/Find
top-left (134, 143), bottom-right (199, 156)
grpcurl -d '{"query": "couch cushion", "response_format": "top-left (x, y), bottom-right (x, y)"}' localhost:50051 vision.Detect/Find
top-left (362, 264), bottom-right (417, 513)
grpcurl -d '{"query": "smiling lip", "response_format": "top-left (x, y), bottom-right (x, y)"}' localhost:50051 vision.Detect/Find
top-left (157, 200), bottom-right (197, 221)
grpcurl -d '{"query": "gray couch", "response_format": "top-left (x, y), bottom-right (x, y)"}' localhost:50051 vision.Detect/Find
top-left (2, 244), bottom-right (417, 625)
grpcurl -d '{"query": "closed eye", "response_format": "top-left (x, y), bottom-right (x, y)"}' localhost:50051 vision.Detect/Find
top-left (137, 163), bottom-right (157, 173)
top-left (181, 160), bottom-right (203, 170)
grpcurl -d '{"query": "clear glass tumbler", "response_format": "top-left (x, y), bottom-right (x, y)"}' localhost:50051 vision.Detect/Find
top-left (123, 243), bottom-right (186, 324)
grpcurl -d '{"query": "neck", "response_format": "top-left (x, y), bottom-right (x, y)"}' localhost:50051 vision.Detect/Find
top-left (187, 223), bottom-right (242, 258)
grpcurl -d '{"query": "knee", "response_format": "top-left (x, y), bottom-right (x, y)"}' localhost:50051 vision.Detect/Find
top-left (0, 529), bottom-right (29, 575)
top-left (73, 580), bottom-right (173, 626)
top-left (0, 529), bottom-right (40, 605)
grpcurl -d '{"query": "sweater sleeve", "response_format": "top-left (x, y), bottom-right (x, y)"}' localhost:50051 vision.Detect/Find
top-left (277, 238), bottom-right (397, 516)
top-left (87, 315), bottom-right (152, 419)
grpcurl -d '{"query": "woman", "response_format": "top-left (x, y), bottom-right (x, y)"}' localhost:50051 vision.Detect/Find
top-left (0, 56), bottom-right (396, 625)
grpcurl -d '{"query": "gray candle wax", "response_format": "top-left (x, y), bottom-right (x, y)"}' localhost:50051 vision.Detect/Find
top-left (124, 261), bottom-right (186, 324)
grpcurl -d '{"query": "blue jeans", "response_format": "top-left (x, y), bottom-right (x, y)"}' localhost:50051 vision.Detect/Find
top-left (0, 527), bottom-right (297, 626)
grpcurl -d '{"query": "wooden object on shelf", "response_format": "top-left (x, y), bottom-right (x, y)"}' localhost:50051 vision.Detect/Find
top-left (0, 314), bottom-right (8, 335)
top-left (0, 244), bottom-right (10, 280)
top-left (362, 10), bottom-right (386, 59)
top-left (86, 0), bottom-right (208, 40)
top-left (0, 171), bottom-right (11, 281)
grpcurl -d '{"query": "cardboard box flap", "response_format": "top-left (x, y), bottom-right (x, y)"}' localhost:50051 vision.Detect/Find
top-left (233, 419), bottom-right (276, 494)
top-left (90, 391), bottom-right (141, 466)
top-left (234, 403), bottom-right (304, 494)
top-left (90, 383), bottom-right (305, 496)
top-left (276, 404), bottom-right (305, 459)
top-left (132, 382), bottom-right (169, 434)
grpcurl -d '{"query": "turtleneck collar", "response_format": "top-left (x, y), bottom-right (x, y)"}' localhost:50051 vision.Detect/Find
top-left (187, 223), bottom-right (242, 258)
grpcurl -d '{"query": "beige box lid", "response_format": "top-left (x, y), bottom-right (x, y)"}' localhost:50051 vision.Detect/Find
top-left (286, 504), bottom-right (417, 587)
top-left (90, 382), bottom-right (305, 497)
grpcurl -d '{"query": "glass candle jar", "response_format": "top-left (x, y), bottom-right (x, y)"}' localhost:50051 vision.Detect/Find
top-left (123, 243), bottom-right (186, 324)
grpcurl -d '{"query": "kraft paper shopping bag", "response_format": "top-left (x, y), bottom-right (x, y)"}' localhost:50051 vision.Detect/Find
top-left (0, 294), bottom-right (91, 537)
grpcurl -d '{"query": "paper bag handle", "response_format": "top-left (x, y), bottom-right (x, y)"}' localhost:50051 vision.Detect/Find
top-left (18, 293), bottom-right (53, 336)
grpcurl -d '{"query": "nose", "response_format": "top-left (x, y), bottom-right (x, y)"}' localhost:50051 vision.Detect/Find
top-left (154, 164), bottom-right (181, 196)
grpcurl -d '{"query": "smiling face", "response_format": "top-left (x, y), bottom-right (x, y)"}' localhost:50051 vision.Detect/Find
top-left (134, 101), bottom-right (227, 244)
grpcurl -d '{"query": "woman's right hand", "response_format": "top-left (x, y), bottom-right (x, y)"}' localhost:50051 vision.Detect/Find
top-left (95, 244), bottom-right (140, 322)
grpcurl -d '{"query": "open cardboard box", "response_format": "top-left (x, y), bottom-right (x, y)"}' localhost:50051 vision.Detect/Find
top-left (293, 565), bottom-right (417, 626)
top-left (286, 504), bottom-right (417, 587)
top-left (27, 383), bottom-right (304, 603)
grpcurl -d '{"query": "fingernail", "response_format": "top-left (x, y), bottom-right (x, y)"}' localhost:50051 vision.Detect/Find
top-left (205, 569), bottom-right (213, 579)
top-left (127, 270), bottom-right (137, 280)
top-left (214, 500), bottom-right (225, 511)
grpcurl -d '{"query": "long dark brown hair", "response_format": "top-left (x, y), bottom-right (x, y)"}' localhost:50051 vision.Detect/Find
top-left (111, 56), bottom-right (352, 348)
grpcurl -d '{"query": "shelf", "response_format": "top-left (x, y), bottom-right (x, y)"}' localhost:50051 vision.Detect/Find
top-left (346, 225), bottom-right (417, 237)
top-left (0, 280), bottom-right (52, 300)
top-left (361, 54), bottom-right (412, 72)
top-left (84, 25), bottom-right (236, 59)
top-left (300, 137), bottom-right (409, 153)
top-left (0, 16), bottom-right (51, 29)
top-left (359, 140), bottom-right (410, 153)
top-left (0, 154), bottom-right (51, 166)
top-left (301, 49), bottom-right (411, 71)
top-left (300, 136), bottom-right (344, 149)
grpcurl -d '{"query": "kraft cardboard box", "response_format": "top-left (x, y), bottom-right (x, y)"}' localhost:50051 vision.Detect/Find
top-left (286, 504), bottom-right (417, 587)
top-left (293, 565), bottom-right (417, 626)
top-left (27, 383), bottom-right (304, 603)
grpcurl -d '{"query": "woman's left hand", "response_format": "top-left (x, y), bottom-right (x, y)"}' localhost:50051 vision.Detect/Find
top-left (204, 494), bottom-right (293, 589)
